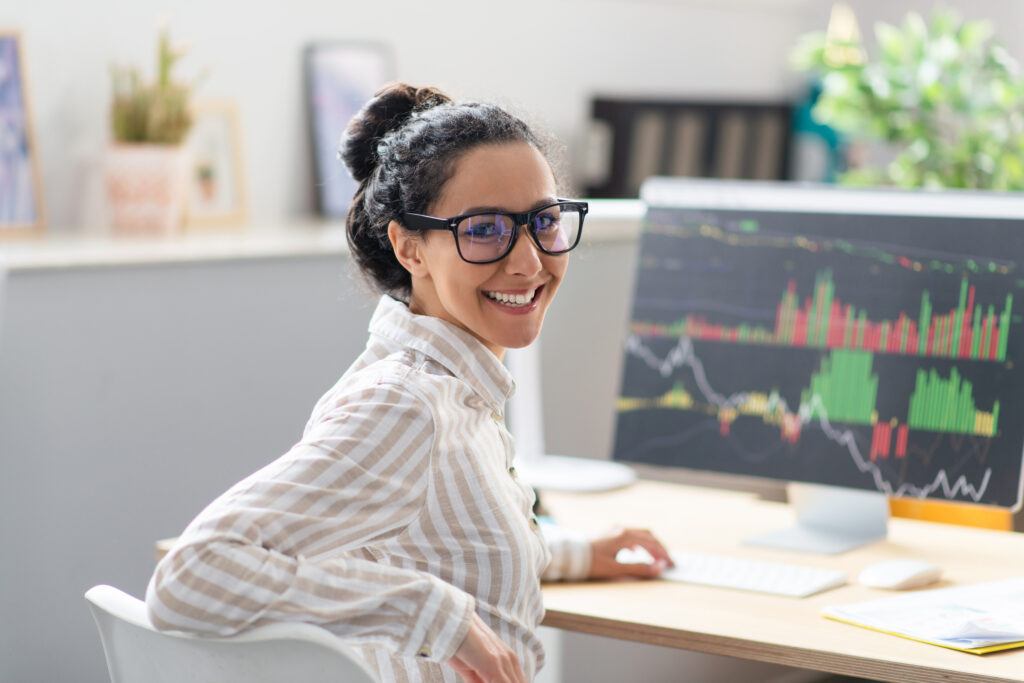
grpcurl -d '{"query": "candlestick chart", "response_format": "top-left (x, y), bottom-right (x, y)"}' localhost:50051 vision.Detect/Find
top-left (613, 206), bottom-right (1024, 507)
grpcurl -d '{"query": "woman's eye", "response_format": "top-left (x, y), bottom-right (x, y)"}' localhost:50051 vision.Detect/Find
top-left (460, 217), bottom-right (506, 241)
top-left (534, 213), bottom-right (559, 232)
top-left (465, 222), bottom-right (497, 237)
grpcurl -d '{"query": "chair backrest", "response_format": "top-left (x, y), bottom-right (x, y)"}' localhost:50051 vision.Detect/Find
top-left (84, 585), bottom-right (379, 683)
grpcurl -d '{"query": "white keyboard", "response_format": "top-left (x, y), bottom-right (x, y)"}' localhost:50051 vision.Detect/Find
top-left (658, 550), bottom-right (847, 598)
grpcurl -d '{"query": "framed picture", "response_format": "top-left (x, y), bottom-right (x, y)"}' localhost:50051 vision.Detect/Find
top-left (0, 31), bottom-right (45, 237)
top-left (304, 42), bottom-right (393, 218)
top-left (184, 101), bottom-right (247, 229)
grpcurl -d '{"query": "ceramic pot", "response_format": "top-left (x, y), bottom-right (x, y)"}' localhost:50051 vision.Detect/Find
top-left (106, 144), bottom-right (190, 235)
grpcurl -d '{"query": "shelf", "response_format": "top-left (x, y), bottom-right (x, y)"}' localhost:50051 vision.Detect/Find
top-left (0, 200), bottom-right (644, 272)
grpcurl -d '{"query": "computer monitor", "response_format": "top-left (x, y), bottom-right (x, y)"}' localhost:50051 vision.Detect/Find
top-left (613, 177), bottom-right (1024, 553)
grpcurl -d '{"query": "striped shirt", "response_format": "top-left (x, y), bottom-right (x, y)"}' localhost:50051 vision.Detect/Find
top-left (145, 295), bottom-right (591, 682)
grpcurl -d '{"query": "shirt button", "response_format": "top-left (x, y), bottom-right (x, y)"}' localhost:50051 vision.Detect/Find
top-left (417, 647), bottom-right (431, 658)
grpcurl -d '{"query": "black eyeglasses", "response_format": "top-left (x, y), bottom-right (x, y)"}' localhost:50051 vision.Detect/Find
top-left (401, 199), bottom-right (588, 264)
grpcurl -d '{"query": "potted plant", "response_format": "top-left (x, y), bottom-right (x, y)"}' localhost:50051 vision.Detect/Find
top-left (106, 27), bottom-right (196, 234)
top-left (790, 6), bottom-right (1024, 191)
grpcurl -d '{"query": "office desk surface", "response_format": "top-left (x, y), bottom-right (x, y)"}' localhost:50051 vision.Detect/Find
top-left (540, 480), bottom-right (1024, 683)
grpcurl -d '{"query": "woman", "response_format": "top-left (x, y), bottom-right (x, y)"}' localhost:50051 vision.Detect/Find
top-left (146, 83), bottom-right (672, 683)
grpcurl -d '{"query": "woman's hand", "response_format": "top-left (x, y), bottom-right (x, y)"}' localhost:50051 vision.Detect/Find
top-left (588, 527), bottom-right (675, 579)
top-left (448, 611), bottom-right (527, 683)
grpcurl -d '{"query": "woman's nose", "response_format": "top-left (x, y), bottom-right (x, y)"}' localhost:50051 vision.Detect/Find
top-left (503, 225), bottom-right (544, 276)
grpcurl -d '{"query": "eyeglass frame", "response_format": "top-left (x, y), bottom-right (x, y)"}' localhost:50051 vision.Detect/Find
top-left (400, 198), bottom-right (589, 265)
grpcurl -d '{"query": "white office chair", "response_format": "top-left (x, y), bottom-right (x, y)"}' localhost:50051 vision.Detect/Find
top-left (84, 584), bottom-right (379, 683)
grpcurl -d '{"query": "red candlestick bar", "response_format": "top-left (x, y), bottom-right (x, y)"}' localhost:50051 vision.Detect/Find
top-left (895, 424), bottom-right (909, 459)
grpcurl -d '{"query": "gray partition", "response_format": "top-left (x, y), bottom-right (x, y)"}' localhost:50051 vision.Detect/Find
top-left (0, 254), bottom-right (372, 683)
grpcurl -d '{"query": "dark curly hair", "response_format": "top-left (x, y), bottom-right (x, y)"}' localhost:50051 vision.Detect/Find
top-left (339, 83), bottom-right (555, 299)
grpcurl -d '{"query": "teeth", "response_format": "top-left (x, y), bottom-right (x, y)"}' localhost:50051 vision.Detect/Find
top-left (485, 289), bottom-right (537, 307)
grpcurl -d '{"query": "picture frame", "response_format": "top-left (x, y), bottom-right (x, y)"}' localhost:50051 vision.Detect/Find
top-left (304, 42), bottom-right (393, 218)
top-left (183, 101), bottom-right (247, 230)
top-left (0, 31), bottom-right (45, 237)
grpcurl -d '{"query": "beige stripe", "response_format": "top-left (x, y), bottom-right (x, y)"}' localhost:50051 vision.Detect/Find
top-left (290, 447), bottom-right (432, 553)
top-left (273, 418), bottom-right (433, 550)
top-left (248, 383), bottom-right (428, 543)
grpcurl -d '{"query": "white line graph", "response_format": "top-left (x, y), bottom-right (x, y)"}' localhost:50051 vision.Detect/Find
top-left (623, 334), bottom-right (993, 501)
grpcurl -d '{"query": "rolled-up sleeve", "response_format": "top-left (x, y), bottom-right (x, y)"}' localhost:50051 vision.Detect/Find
top-left (538, 522), bottom-right (592, 581)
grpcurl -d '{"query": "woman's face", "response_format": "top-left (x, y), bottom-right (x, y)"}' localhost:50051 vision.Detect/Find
top-left (390, 142), bottom-right (567, 359)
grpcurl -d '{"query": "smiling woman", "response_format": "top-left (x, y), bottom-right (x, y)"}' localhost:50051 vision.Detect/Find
top-left (390, 143), bottom-right (569, 356)
top-left (145, 83), bottom-right (672, 683)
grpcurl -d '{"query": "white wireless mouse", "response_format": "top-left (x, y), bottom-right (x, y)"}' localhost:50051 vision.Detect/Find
top-left (858, 559), bottom-right (942, 590)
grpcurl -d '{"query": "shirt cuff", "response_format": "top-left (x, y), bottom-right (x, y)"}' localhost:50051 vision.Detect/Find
top-left (405, 577), bottom-right (476, 663)
top-left (539, 522), bottom-right (593, 581)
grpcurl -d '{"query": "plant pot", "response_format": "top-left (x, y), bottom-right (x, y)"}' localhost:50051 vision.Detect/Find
top-left (106, 144), bottom-right (190, 235)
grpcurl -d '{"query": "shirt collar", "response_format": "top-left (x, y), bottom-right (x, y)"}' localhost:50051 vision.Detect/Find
top-left (368, 296), bottom-right (515, 413)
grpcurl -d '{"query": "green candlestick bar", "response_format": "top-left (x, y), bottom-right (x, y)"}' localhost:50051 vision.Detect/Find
top-left (802, 349), bottom-right (878, 425)
top-left (906, 366), bottom-right (999, 436)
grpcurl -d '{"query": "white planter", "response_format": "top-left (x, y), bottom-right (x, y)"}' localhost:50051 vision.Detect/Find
top-left (106, 144), bottom-right (190, 235)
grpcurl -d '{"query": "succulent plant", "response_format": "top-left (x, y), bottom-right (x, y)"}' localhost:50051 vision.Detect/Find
top-left (110, 28), bottom-right (195, 145)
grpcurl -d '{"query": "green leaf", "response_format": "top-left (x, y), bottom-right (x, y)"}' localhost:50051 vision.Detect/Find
top-left (875, 22), bottom-right (906, 62)
top-left (789, 31), bottom-right (828, 69)
top-left (916, 59), bottom-right (941, 90)
top-left (931, 9), bottom-right (961, 36)
top-left (865, 65), bottom-right (892, 100)
top-left (903, 12), bottom-right (928, 52)
top-left (958, 19), bottom-right (994, 51)
top-left (929, 35), bottom-right (960, 64)
top-left (989, 45), bottom-right (1020, 75)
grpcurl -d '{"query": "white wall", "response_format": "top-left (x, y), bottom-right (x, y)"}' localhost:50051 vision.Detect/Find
top-left (9, 0), bottom-right (819, 232)
top-left (12, 0), bottom-right (1024, 233)
top-left (12, 0), bottom-right (1024, 232)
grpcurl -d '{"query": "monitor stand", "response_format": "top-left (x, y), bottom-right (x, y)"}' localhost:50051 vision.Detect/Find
top-left (743, 482), bottom-right (889, 555)
top-left (506, 344), bottom-right (637, 493)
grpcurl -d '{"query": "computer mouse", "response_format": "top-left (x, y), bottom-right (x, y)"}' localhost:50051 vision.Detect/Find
top-left (616, 546), bottom-right (655, 564)
top-left (857, 559), bottom-right (942, 590)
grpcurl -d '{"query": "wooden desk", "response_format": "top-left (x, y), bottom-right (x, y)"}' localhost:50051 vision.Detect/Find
top-left (539, 480), bottom-right (1024, 683)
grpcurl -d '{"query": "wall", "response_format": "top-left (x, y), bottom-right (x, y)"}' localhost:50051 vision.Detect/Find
top-left (0, 254), bottom-right (373, 682)
top-left (10, 0), bottom-right (1024, 233)
top-left (8, 0), bottom-right (814, 232)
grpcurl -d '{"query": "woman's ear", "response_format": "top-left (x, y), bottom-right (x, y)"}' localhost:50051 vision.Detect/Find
top-left (387, 221), bottom-right (430, 278)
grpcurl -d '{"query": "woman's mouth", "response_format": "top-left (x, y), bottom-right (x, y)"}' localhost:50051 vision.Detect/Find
top-left (483, 287), bottom-right (541, 308)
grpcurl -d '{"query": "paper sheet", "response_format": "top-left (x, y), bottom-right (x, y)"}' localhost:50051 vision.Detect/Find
top-left (823, 577), bottom-right (1024, 653)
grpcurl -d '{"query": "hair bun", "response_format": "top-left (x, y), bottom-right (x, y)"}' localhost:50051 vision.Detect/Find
top-left (339, 83), bottom-right (453, 183)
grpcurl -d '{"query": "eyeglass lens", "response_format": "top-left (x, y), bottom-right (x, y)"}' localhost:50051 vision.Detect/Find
top-left (455, 204), bottom-right (581, 263)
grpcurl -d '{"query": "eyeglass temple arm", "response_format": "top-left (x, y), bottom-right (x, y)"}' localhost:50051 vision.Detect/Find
top-left (401, 213), bottom-right (449, 231)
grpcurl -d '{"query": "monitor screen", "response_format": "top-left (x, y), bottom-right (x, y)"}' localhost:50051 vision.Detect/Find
top-left (613, 178), bottom-right (1024, 510)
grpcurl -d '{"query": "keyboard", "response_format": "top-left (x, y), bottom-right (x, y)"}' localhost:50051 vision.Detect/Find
top-left (660, 550), bottom-right (848, 598)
